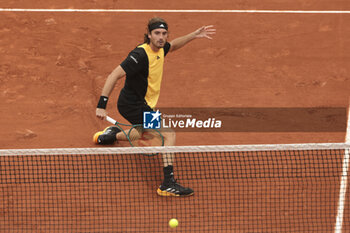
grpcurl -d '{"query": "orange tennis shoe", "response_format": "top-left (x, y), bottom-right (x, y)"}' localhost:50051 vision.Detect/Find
top-left (93, 126), bottom-right (120, 145)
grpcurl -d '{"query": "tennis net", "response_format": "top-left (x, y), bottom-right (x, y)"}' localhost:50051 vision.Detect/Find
top-left (0, 143), bottom-right (349, 233)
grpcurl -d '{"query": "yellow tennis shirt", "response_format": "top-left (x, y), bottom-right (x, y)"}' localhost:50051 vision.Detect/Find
top-left (138, 43), bottom-right (164, 108)
top-left (120, 42), bottom-right (171, 109)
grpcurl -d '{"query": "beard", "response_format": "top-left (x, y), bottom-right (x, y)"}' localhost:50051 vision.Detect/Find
top-left (151, 39), bottom-right (165, 49)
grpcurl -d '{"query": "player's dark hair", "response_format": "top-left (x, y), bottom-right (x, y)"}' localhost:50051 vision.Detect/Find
top-left (144, 17), bottom-right (168, 44)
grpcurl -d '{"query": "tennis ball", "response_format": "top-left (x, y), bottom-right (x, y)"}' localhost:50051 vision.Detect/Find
top-left (169, 218), bottom-right (178, 228)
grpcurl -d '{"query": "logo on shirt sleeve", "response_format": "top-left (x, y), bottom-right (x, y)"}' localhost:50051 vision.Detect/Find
top-left (130, 55), bottom-right (138, 64)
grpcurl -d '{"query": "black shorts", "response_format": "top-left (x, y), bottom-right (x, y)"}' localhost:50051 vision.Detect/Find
top-left (117, 88), bottom-right (153, 125)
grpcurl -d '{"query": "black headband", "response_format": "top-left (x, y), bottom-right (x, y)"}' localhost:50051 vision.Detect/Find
top-left (148, 22), bottom-right (168, 32)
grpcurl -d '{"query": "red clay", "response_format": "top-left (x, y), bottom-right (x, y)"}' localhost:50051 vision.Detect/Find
top-left (0, 12), bottom-right (348, 149)
top-left (0, 3), bottom-right (349, 233)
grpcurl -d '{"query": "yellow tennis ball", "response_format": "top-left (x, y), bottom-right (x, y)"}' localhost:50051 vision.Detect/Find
top-left (169, 218), bottom-right (178, 228)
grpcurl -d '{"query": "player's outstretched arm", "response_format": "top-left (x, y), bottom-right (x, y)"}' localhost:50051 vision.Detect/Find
top-left (169, 25), bottom-right (216, 52)
top-left (96, 65), bottom-right (126, 120)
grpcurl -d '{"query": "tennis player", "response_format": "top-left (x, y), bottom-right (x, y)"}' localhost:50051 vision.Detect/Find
top-left (95, 17), bottom-right (215, 197)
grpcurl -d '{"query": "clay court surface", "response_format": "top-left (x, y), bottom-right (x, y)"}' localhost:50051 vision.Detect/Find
top-left (1, 1), bottom-right (350, 148)
top-left (0, 1), bottom-right (349, 232)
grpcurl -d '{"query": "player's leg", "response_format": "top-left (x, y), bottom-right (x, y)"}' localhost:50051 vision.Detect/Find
top-left (116, 127), bottom-right (142, 141)
top-left (94, 123), bottom-right (143, 144)
top-left (94, 123), bottom-right (143, 145)
top-left (157, 129), bottom-right (194, 197)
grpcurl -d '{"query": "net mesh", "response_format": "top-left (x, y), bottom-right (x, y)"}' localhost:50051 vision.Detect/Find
top-left (0, 143), bottom-right (349, 233)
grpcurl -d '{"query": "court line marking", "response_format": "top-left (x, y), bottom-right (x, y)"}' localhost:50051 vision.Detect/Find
top-left (335, 105), bottom-right (350, 232)
top-left (346, 105), bottom-right (350, 144)
top-left (334, 148), bottom-right (349, 233)
top-left (1, 8), bottom-right (350, 13)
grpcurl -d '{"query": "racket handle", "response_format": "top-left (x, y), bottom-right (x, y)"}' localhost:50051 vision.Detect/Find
top-left (106, 116), bottom-right (117, 125)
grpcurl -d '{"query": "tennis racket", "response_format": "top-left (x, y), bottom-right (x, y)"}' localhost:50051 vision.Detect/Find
top-left (105, 116), bottom-right (164, 148)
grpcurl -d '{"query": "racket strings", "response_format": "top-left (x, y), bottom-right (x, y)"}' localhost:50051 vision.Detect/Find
top-left (114, 122), bottom-right (164, 148)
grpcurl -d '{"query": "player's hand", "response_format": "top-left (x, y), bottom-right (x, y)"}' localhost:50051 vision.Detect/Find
top-left (194, 25), bottom-right (216, 39)
top-left (96, 108), bottom-right (107, 120)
